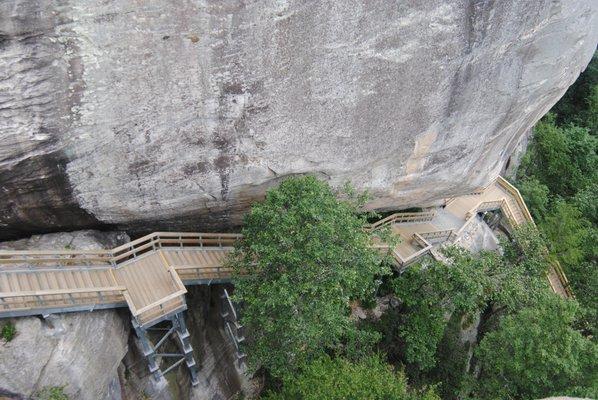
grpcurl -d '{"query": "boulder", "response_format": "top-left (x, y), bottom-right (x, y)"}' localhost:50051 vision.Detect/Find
top-left (0, 1), bottom-right (597, 239)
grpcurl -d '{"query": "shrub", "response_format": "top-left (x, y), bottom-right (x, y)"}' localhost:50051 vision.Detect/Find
top-left (34, 387), bottom-right (69, 400)
top-left (1, 322), bottom-right (16, 342)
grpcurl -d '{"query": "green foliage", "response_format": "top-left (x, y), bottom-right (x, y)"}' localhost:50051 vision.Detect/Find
top-left (386, 249), bottom-right (492, 372)
top-left (553, 52), bottom-right (598, 135)
top-left (262, 355), bottom-right (440, 400)
top-left (540, 200), bottom-right (590, 268)
top-left (34, 387), bottom-right (69, 400)
top-left (230, 176), bottom-right (391, 378)
top-left (474, 296), bottom-right (597, 400)
top-left (574, 182), bottom-right (598, 224)
top-left (373, 226), bottom-right (557, 397)
top-left (518, 178), bottom-right (549, 220)
top-left (516, 56), bottom-right (598, 339)
top-left (518, 115), bottom-right (597, 198)
top-left (1, 322), bottom-right (16, 342)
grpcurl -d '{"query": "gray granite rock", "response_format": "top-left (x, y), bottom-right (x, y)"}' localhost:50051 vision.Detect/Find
top-left (0, 230), bottom-right (130, 400)
top-left (0, 1), bottom-right (597, 240)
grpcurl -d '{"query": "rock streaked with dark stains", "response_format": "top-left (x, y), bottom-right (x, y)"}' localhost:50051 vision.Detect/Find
top-left (0, 0), bottom-right (597, 239)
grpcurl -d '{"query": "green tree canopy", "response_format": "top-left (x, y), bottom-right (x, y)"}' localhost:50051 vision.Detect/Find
top-left (518, 115), bottom-right (597, 198)
top-left (262, 355), bottom-right (440, 400)
top-left (373, 225), bottom-right (559, 398)
top-left (475, 296), bottom-right (597, 400)
top-left (231, 176), bottom-right (390, 378)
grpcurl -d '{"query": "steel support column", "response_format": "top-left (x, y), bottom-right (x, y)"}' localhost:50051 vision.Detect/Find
top-left (133, 311), bottom-right (199, 386)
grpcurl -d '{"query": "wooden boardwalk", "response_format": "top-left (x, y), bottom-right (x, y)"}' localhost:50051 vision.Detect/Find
top-left (0, 176), bottom-right (573, 326)
top-left (368, 176), bottom-right (573, 298)
top-left (0, 233), bottom-right (239, 327)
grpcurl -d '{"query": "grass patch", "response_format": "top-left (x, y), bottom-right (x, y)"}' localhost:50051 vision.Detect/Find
top-left (35, 386), bottom-right (69, 400)
top-left (1, 322), bottom-right (16, 342)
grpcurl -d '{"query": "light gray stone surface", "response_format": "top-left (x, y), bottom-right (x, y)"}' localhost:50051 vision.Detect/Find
top-left (0, 230), bottom-right (130, 400)
top-left (453, 215), bottom-right (501, 253)
top-left (0, 1), bottom-right (597, 239)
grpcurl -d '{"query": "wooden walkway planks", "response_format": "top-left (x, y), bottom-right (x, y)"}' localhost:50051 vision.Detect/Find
top-left (0, 234), bottom-right (240, 324)
top-left (0, 178), bottom-right (573, 323)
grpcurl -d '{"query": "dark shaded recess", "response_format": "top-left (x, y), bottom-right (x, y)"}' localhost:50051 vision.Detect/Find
top-left (185, 284), bottom-right (244, 396)
top-left (120, 171), bottom-right (323, 240)
top-left (121, 201), bottom-right (249, 240)
top-left (0, 151), bottom-right (112, 241)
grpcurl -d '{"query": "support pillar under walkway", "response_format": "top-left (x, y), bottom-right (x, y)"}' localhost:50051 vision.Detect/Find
top-left (133, 311), bottom-right (199, 386)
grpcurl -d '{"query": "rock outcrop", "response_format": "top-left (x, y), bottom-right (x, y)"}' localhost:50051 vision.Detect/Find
top-left (1, 1), bottom-right (597, 239)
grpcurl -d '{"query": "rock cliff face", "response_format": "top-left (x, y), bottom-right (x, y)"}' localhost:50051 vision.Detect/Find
top-left (1, 0), bottom-right (597, 239)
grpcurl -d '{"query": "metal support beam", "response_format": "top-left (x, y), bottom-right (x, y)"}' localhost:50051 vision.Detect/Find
top-left (132, 311), bottom-right (199, 386)
top-left (220, 288), bottom-right (246, 366)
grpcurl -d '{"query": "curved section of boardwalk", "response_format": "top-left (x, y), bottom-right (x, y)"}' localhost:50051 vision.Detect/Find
top-left (369, 176), bottom-right (573, 298)
top-left (0, 233), bottom-right (240, 327)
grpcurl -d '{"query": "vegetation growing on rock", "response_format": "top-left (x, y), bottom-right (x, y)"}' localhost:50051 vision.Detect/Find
top-left (34, 387), bottom-right (69, 400)
top-left (1, 322), bottom-right (16, 342)
top-left (517, 52), bottom-right (598, 336)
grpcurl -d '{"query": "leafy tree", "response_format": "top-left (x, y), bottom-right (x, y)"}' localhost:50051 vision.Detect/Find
top-left (262, 355), bottom-right (440, 400)
top-left (386, 249), bottom-right (491, 372)
top-left (231, 176), bottom-right (391, 378)
top-left (373, 226), bottom-right (556, 398)
top-left (518, 177), bottom-right (549, 220)
top-left (540, 200), bottom-right (590, 269)
top-left (475, 296), bottom-right (598, 400)
top-left (553, 52), bottom-right (598, 134)
top-left (574, 182), bottom-right (598, 224)
top-left (518, 116), bottom-right (597, 198)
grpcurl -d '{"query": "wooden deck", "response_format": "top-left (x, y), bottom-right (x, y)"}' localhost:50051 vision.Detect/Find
top-left (0, 176), bottom-right (573, 325)
top-left (0, 233), bottom-right (240, 327)
top-left (368, 176), bottom-right (573, 298)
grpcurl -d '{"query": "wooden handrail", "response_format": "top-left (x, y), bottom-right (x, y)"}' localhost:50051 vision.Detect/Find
top-left (496, 176), bottom-right (534, 223)
top-left (0, 249), bottom-right (110, 256)
top-left (133, 289), bottom-right (187, 316)
top-left (0, 232), bottom-right (243, 267)
top-left (0, 286), bottom-right (126, 299)
top-left (366, 211), bottom-right (437, 231)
